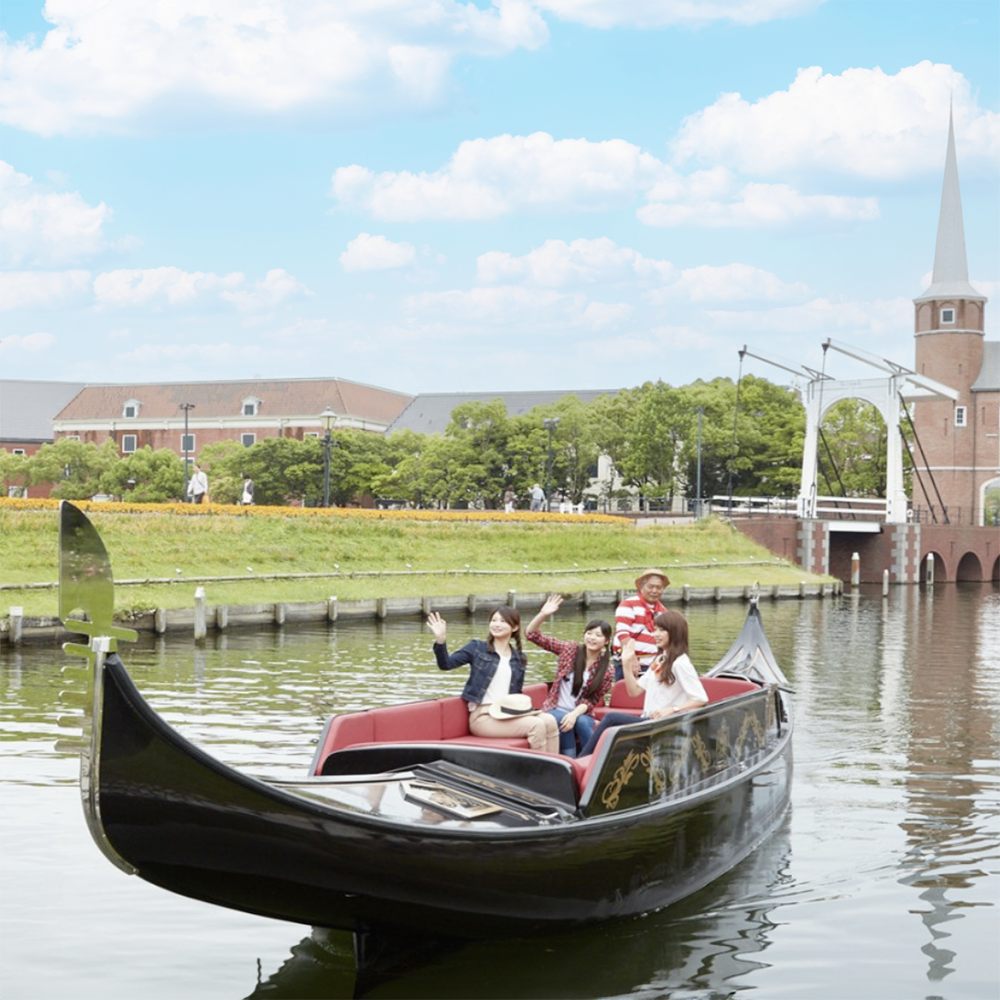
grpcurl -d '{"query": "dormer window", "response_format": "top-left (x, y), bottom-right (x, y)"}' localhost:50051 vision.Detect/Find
top-left (123, 398), bottom-right (141, 418)
top-left (242, 396), bottom-right (261, 416)
top-left (940, 308), bottom-right (955, 324)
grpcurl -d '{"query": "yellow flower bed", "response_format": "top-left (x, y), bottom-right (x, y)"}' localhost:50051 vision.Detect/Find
top-left (0, 496), bottom-right (625, 525)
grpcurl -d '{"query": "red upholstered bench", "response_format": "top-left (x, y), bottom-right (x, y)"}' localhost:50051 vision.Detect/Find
top-left (592, 679), bottom-right (643, 720)
top-left (315, 682), bottom-right (552, 761)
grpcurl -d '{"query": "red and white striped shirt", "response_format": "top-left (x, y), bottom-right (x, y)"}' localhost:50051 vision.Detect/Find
top-left (614, 594), bottom-right (666, 668)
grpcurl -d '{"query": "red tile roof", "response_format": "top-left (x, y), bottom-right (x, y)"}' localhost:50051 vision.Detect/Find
top-left (55, 378), bottom-right (412, 426)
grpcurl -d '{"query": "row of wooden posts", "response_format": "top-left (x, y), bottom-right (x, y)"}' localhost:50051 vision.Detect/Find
top-left (3, 581), bottom-right (845, 645)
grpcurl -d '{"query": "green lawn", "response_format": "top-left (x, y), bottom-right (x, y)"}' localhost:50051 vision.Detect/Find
top-left (0, 507), bottom-right (829, 617)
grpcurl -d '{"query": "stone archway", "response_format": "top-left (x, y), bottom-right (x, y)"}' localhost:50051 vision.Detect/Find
top-left (955, 552), bottom-right (984, 582)
top-left (920, 551), bottom-right (947, 584)
top-left (980, 477), bottom-right (1000, 527)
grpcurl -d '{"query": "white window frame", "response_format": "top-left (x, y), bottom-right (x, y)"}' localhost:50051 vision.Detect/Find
top-left (940, 308), bottom-right (955, 324)
top-left (12, 448), bottom-right (26, 455)
top-left (7, 485), bottom-right (27, 498)
top-left (63, 435), bottom-right (80, 441)
top-left (241, 396), bottom-right (261, 416)
top-left (122, 434), bottom-right (138, 454)
top-left (181, 433), bottom-right (195, 453)
top-left (304, 431), bottom-right (319, 439)
top-left (954, 406), bottom-right (967, 428)
top-left (241, 432), bottom-right (256, 448)
top-left (123, 398), bottom-right (141, 418)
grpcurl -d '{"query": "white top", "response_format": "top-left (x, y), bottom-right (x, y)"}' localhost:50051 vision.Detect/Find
top-left (555, 665), bottom-right (597, 711)
top-left (187, 470), bottom-right (208, 496)
top-left (473, 650), bottom-right (512, 711)
top-left (638, 654), bottom-right (707, 717)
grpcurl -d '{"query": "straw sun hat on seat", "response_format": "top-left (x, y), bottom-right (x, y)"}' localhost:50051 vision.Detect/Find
top-left (487, 693), bottom-right (539, 720)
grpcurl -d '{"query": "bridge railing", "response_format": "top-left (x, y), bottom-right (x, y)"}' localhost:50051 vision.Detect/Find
top-left (708, 496), bottom-right (797, 518)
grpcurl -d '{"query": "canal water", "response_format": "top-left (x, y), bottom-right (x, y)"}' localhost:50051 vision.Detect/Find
top-left (1, 586), bottom-right (998, 1000)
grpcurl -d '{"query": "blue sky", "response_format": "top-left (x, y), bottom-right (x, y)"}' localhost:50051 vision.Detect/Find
top-left (1, 0), bottom-right (997, 397)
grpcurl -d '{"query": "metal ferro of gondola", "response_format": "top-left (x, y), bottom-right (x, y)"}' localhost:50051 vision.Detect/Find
top-left (58, 501), bottom-right (139, 875)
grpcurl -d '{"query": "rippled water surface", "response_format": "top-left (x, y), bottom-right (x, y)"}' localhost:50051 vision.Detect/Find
top-left (2, 586), bottom-right (998, 999)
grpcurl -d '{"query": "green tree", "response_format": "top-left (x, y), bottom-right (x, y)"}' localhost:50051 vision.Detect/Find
top-left (98, 447), bottom-right (186, 502)
top-left (443, 400), bottom-right (511, 507)
top-left (531, 396), bottom-right (602, 504)
top-left (27, 438), bottom-right (120, 499)
top-left (0, 449), bottom-right (30, 497)
top-left (198, 436), bottom-right (318, 506)
top-left (719, 376), bottom-right (805, 497)
top-left (818, 399), bottom-right (887, 496)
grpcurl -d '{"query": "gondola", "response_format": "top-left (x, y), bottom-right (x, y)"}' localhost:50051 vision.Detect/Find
top-left (58, 501), bottom-right (792, 983)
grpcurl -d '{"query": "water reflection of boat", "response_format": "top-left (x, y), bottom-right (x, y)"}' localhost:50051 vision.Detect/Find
top-left (59, 501), bottom-right (792, 990)
top-left (247, 813), bottom-right (794, 999)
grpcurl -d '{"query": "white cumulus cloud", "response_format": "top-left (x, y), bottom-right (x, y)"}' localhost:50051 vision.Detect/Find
top-left (536, 0), bottom-right (820, 28)
top-left (93, 267), bottom-right (245, 307)
top-left (647, 263), bottom-right (810, 304)
top-left (221, 268), bottom-right (313, 312)
top-left (333, 132), bottom-right (666, 220)
top-left (0, 0), bottom-right (548, 136)
top-left (707, 296), bottom-right (913, 337)
top-left (0, 269), bottom-right (92, 309)
top-left (671, 62), bottom-right (1000, 179)
top-left (475, 238), bottom-right (808, 303)
top-left (582, 301), bottom-right (632, 330)
top-left (340, 233), bottom-right (417, 272)
top-left (478, 237), bottom-right (676, 286)
top-left (405, 284), bottom-right (586, 323)
top-left (333, 132), bottom-right (883, 229)
top-left (0, 330), bottom-right (57, 354)
top-left (91, 266), bottom-right (310, 311)
top-left (0, 161), bottom-right (122, 265)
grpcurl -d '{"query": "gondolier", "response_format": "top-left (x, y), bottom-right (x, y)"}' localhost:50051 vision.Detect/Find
top-left (613, 568), bottom-right (669, 680)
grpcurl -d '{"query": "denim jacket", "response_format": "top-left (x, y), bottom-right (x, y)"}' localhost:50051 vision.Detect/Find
top-left (433, 638), bottom-right (526, 703)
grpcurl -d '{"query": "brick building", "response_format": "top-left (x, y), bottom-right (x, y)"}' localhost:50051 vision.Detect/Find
top-left (52, 377), bottom-right (412, 460)
top-left (912, 111), bottom-right (999, 525)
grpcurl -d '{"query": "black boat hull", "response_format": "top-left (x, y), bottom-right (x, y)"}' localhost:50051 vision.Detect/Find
top-left (95, 655), bottom-right (791, 938)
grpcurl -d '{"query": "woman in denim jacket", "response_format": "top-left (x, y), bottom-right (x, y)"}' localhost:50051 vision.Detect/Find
top-left (427, 606), bottom-right (559, 753)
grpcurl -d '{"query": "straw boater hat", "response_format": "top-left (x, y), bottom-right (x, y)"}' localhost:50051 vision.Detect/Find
top-left (488, 693), bottom-right (538, 720)
top-left (635, 568), bottom-right (670, 589)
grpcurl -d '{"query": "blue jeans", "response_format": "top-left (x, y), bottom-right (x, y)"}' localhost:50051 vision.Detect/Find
top-left (579, 711), bottom-right (644, 757)
top-left (546, 708), bottom-right (597, 758)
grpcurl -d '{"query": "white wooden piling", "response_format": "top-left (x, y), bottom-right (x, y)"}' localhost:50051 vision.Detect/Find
top-left (851, 552), bottom-right (860, 587)
top-left (9, 607), bottom-right (23, 645)
top-left (193, 587), bottom-right (207, 641)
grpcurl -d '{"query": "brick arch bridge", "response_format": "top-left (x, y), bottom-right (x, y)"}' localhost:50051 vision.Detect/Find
top-left (736, 519), bottom-right (999, 585)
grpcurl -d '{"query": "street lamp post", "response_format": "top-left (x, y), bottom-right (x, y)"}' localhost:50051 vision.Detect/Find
top-left (179, 403), bottom-right (195, 501)
top-left (695, 406), bottom-right (704, 519)
top-left (543, 417), bottom-right (560, 512)
top-left (321, 406), bottom-right (336, 507)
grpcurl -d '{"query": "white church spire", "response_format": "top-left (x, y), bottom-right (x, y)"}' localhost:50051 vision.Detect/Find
top-left (915, 105), bottom-right (985, 302)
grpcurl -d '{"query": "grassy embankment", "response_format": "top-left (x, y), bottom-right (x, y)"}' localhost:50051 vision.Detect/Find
top-left (0, 505), bottom-right (829, 619)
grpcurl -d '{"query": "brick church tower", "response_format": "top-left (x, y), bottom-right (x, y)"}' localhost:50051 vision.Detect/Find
top-left (912, 110), bottom-right (999, 524)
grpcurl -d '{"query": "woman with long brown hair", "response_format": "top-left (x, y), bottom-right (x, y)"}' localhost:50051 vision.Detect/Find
top-left (579, 609), bottom-right (707, 757)
top-left (427, 605), bottom-right (559, 753)
top-left (524, 594), bottom-right (614, 757)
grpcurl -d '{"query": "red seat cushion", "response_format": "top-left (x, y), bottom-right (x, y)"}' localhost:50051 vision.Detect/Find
top-left (324, 712), bottom-right (375, 754)
top-left (609, 679), bottom-right (644, 711)
top-left (701, 677), bottom-right (758, 702)
top-left (440, 696), bottom-right (472, 739)
top-left (372, 701), bottom-right (443, 742)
